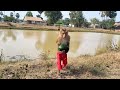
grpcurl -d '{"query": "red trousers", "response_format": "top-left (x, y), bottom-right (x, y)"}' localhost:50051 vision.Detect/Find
top-left (56, 51), bottom-right (67, 70)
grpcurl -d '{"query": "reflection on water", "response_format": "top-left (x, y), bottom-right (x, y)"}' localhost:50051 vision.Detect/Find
top-left (1, 30), bottom-right (16, 42)
top-left (0, 29), bottom-right (120, 60)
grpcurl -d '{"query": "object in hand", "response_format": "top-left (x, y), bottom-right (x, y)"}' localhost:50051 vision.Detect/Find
top-left (58, 44), bottom-right (69, 53)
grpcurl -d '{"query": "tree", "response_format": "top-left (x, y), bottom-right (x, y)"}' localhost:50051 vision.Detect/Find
top-left (69, 11), bottom-right (76, 26)
top-left (106, 11), bottom-right (117, 19)
top-left (99, 11), bottom-right (106, 20)
top-left (38, 11), bottom-right (43, 17)
top-left (10, 12), bottom-right (15, 22)
top-left (82, 18), bottom-right (90, 28)
top-left (69, 11), bottom-right (85, 27)
top-left (10, 12), bottom-right (13, 17)
top-left (100, 11), bottom-right (117, 20)
top-left (0, 11), bottom-right (3, 17)
top-left (45, 11), bottom-right (62, 25)
top-left (0, 11), bottom-right (3, 21)
top-left (26, 11), bottom-right (33, 17)
top-left (63, 18), bottom-right (70, 25)
top-left (90, 18), bottom-right (100, 28)
top-left (3, 15), bottom-right (8, 22)
top-left (36, 15), bottom-right (41, 18)
top-left (15, 13), bottom-right (20, 23)
top-left (100, 19), bottom-right (115, 30)
top-left (16, 13), bottom-right (20, 19)
top-left (3, 15), bottom-right (15, 22)
top-left (13, 11), bottom-right (15, 17)
top-left (3, 11), bottom-right (5, 17)
top-left (56, 19), bottom-right (64, 25)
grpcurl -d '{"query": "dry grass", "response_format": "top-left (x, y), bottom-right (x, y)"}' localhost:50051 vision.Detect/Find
top-left (0, 51), bottom-right (120, 79)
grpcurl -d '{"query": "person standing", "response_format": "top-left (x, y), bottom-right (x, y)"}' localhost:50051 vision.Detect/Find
top-left (56, 28), bottom-right (70, 75)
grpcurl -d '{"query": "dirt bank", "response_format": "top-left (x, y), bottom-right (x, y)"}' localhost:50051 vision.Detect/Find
top-left (0, 51), bottom-right (120, 79)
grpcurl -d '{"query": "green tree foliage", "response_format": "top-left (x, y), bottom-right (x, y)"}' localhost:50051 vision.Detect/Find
top-left (26, 11), bottom-right (33, 17)
top-left (100, 11), bottom-right (117, 20)
top-left (45, 11), bottom-right (63, 25)
top-left (56, 19), bottom-right (64, 25)
top-left (0, 11), bottom-right (3, 21)
top-left (63, 18), bottom-right (70, 25)
top-left (106, 11), bottom-right (117, 19)
top-left (90, 18), bottom-right (99, 25)
top-left (10, 12), bottom-right (13, 17)
top-left (90, 18), bottom-right (100, 28)
top-left (3, 15), bottom-right (15, 22)
top-left (16, 13), bottom-right (20, 19)
top-left (69, 11), bottom-right (85, 27)
top-left (36, 15), bottom-right (41, 18)
top-left (100, 19), bottom-right (115, 29)
top-left (15, 13), bottom-right (20, 22)
top-left (82, 19), bottom-right (91, 28)
top-left (38, 11), bottom-right (43, 16)
top-left (0, 11), bottom-right (3, 17)
top-left (99, 11), bottom-right (117, 30)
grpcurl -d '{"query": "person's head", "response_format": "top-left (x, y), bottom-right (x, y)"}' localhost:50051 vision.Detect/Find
top-left (65, 29), bottom-right (68, 35)
top-left (62, 28), bottom-right (68, 36)
top-left (59, 28), bottom-right (66, 37)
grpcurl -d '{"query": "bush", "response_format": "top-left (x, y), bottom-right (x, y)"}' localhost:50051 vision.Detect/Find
top-left (3, 15), bottom-right (16, 22)
top-left (100, 19), bottom-right (115, 30)
top-left (39, 50), bottom-right (50, 60)
top-left (82, 21), bottom-right (91, 28)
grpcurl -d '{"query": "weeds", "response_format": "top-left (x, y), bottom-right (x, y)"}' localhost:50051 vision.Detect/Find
top-left (96, 40), bottom-right (120, 55)
top-left (39, 50), bottom-right (50, 60)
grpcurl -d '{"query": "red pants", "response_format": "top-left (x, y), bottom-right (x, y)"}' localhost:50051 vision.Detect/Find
top-left (56, 51), bottom-right (67, 70)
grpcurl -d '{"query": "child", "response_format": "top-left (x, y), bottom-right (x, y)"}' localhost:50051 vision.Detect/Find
top-left (56, 28), bottom-right (70, 75)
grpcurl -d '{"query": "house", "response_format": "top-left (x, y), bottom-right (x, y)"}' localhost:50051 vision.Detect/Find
top-left (114, 22), bottom-right (120, 30)
top-left (89, 24), bottom-right (100, 28)
top-left (23, 16), bottom-right (46, 25)
top-left (69, 24), bottom-right (74, 27)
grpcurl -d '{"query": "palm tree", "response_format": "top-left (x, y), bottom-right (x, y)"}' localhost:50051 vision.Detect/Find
top-left (99, 11), bottom-right (106, 20)
top-left (0, 11), bottom-right (3, 17)
top-left (16, 13), bottom-right (20, 19)
top-left (16, 13), bottom-right (20, 23)
top-left (10, 12), bottom-right (13, 17)
top-left (36, 14), bottom-right (40, 18)
top-left (38, 11), bottom-right (43, 17)
top-left (13, 11), bottom-right (15, 18)
top-left (100, 11), bottom-right (112, 20)
top-left (0, 11), bottom-right (3, 21)
top-left (3, 11), bottom-right (5, 18)
top-left (4, 11), bottom-right (5, 15)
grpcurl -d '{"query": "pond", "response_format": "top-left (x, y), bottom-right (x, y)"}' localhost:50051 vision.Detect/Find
top-left (0, 29), bottom-right (120, 61)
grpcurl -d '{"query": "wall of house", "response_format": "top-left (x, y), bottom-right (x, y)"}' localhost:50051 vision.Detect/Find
top-left (115, 26), bottom-right (120, 30)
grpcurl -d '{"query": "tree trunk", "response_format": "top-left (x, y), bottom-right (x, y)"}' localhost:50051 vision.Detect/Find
top-left (93, 24), bottom-right (96, 29)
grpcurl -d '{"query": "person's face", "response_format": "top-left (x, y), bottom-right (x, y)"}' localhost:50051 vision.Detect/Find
top-left (60, 29), bottom-right (65, 35)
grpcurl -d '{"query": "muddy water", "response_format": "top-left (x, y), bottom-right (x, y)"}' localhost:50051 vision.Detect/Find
top-left (0, 29), bottom-right (120, 60)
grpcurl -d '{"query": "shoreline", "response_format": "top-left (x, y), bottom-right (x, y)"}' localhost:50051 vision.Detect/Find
top-left (0, 51), bottom-right (120, 79)
top-left (0, 22), bottom-right (120, 35)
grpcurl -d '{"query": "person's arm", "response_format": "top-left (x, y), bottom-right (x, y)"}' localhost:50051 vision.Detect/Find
top-left (67, 35), bottom-right (70, 47)
top-left (56, 36), bottom-right (61, 46)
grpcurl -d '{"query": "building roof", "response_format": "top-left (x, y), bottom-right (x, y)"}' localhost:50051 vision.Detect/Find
top-left (114, 22), bottom-right (120, 26)
top-left (23, 16), bottom-right (43, 22)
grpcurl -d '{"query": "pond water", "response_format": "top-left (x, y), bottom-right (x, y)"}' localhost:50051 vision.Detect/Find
top-left (0, 29), bottom-right (120, 61)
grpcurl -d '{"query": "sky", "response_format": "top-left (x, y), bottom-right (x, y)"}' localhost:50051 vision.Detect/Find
top-left (3, 11), bottom-right (120, 22)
